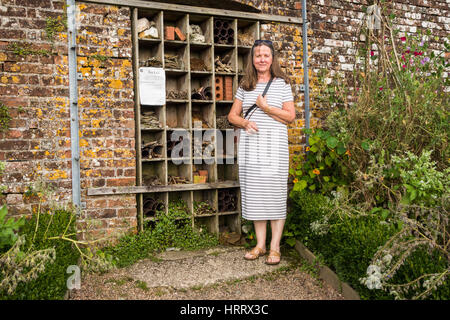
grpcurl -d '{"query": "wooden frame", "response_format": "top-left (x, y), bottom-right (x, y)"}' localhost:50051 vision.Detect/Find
top-left (80, 0), bottom-right (303, 24)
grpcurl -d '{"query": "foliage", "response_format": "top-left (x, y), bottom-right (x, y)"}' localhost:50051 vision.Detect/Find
top-left (290, 128), bottom-right (352, 195)
top-left (0, 205), bottom-right (25, 252)
top-left (0, 209), bottom-right (80, 300)
top-left (7, 42), bottom-right (54, 57)
top-left (0, 235), bottom-right (56, 296)
top-left (286, 6), bottom-right (449, 300)
top-left (325, 30), bottom-right (449, 175)
top-left (284, 191), bottom-right (332, 248)
top-left (0, 102), bottom-right (11, 132)
top-left (288, 190), bottom-right (449, 300)
top-left (359, 197), bottom-right (449, 300)
top-left (104, 200), bottom-right (219, 268)
top-left (390, 150), bottom-right (450, 206)
top-left (241, 219), bottom-right (256, 248)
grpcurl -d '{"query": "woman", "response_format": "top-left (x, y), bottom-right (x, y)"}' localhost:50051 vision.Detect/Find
top-left (228, 40), bottom-right (295, 265)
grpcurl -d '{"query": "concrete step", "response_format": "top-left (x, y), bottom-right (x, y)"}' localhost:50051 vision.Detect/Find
top-left (125, 245), bottom-right (291, 289)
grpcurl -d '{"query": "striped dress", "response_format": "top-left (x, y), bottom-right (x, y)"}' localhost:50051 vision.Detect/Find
top-left (235, 78), bottom-right (293, 220)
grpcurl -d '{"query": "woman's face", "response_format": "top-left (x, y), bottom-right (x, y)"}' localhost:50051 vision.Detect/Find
top-left (252, 44), bottom-right (273, 74)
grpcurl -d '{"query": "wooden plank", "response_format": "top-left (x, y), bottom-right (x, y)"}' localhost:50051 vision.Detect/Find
top-left (295, 241), bottom-right (361, 300)
top-left (87, 181), bottom-right (240, 195)
top-left (132, 8), bottom-right (144, 232)
top-left (80, 0), bottom-right (302, 24)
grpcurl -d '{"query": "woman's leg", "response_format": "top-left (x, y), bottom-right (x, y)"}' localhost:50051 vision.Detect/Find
top-left (254, 220), bottom-right (267, 250)
top-left (267, 219), bottom-right (285, 263)
top-left (244, 220), bottom-right (267, 259)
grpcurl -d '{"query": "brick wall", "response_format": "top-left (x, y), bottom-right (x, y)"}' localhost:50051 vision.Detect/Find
top-left (0, 0), bottom-right (137, 241)
top-left (0, 0), bottom-right (448, 240)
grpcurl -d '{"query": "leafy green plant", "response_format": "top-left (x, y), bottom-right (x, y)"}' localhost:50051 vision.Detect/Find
top-left (0, 209), bottom-right (79, 299)
top-left (286, 4), bottom-right (449, 300)
top-left (390, 150), bottom-right (450, 206)
top-left (290, 128), bottom-right (351, 195)
top-left (284, 191), bottom-right (333, 248)
top-left (0, 205), bottom-right (25, 252)
top-left (104, 199), bottom-right (219, 268)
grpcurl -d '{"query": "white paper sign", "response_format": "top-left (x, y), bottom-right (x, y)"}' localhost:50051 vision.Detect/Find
top-left (139, 67), bottom-right (165, 105)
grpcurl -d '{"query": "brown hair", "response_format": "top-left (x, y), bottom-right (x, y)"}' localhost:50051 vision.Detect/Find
top-left (239, 42), bottom-right (290, 91)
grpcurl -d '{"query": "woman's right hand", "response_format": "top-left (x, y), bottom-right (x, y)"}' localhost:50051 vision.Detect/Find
top-left (243, 120), bottom-right (259, 134)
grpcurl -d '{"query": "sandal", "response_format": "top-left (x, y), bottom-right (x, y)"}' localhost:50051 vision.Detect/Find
top-left (244, 247), bottom-right (266, 260)
top-left (265, 250), bottom-right (281, 265)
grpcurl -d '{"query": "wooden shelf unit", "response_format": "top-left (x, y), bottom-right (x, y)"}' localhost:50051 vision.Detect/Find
top-left (133, 8), bottom-right (260, 235)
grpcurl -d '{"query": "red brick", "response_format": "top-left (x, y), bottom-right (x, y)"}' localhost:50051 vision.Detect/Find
top-left (0, 29), bottom-right (27, 39)
top-left (215, 76), bottom-right (224, 101)
top-left (174, 27), bottom-right (186, 41)
top-left (16, 0), bottom-right (52, 8)
top-left (165, 26), bottom-right (175, 40)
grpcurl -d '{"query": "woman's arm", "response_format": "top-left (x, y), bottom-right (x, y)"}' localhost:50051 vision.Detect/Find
top-left (227, 98), bottom-right (259, 132)
top-left (256, 95), bottom-right (296, 124)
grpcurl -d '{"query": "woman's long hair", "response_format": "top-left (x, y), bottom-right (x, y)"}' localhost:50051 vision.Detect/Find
top-left (239, 43), bottom-right (290, 91)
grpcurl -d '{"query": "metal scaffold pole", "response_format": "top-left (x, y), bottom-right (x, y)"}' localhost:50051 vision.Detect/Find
top-left (67, 0), bottom-right (81, 212)
top-left (301, 0), bottom-right (310, 146)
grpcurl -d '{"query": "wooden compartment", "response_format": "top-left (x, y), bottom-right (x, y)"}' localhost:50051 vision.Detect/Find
top-left (164, 44), bottom-right (188, 71)
top-left (215, 102), bottom-right (234, 130)
top-left (142, 161), bottom-right (166, 186)
top-left (141, 130), bottom-right (165, 160)
top-left (217, 163), bottom-right (238, 182)
top-left (166, 103), bottom-right (189, 129)
top-left (140, 105), bottom-right (164, 129)
top-left (143, 193), bottom-right (166, 219)
top-left (191, 75), bottom-right (213, 102)
top-left (190, 46), bottom-right (213, 73)
top-left (238, 50), bottom-right (251, 75)
top-left (237, 20), bottom-right (258, 47)
top-left (214, 47), bottom-right (236, 74)
top-left (166, 72), bottom-right (189, 101)
top-left (219, 214), bottom-right (241, 234)
top-left (188, 15), bottom-right (213, 45)
top-left (192, 129), bottom-right (215, 161)
top-left (192, 103), bottom-right (214, 129)
top-left (195, 215), bottom-right (218, 234)
top-left (167, 161), bottom-right (191, 184)
top-left (163, 12), bottom-right (188, 42)
top-left (213, 18), bottom-right (235, 45)
top-left (139, 40), bottom-right (163, 68)
top-left (167, 129), bottom-right (190, 160)
top-left (218, 188), bottom-right (239, 213)
top-left (137, 10), bottom-right (162, 42)
top-left (192, 161), bottom-right (216, 183)
top-left (193, 189), bottom-right (217, 216)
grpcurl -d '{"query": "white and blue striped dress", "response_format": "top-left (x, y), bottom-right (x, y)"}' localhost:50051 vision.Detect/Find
top-left (235, 78), bottom-right (293, 220)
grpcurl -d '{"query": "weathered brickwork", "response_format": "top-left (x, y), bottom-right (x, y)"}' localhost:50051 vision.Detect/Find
top-left (0, 0), bottom-right (448, 240)
top-left (75, 2), bottom-right (137, 240)
top-left (0, 0), bottom-right (137, 240)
